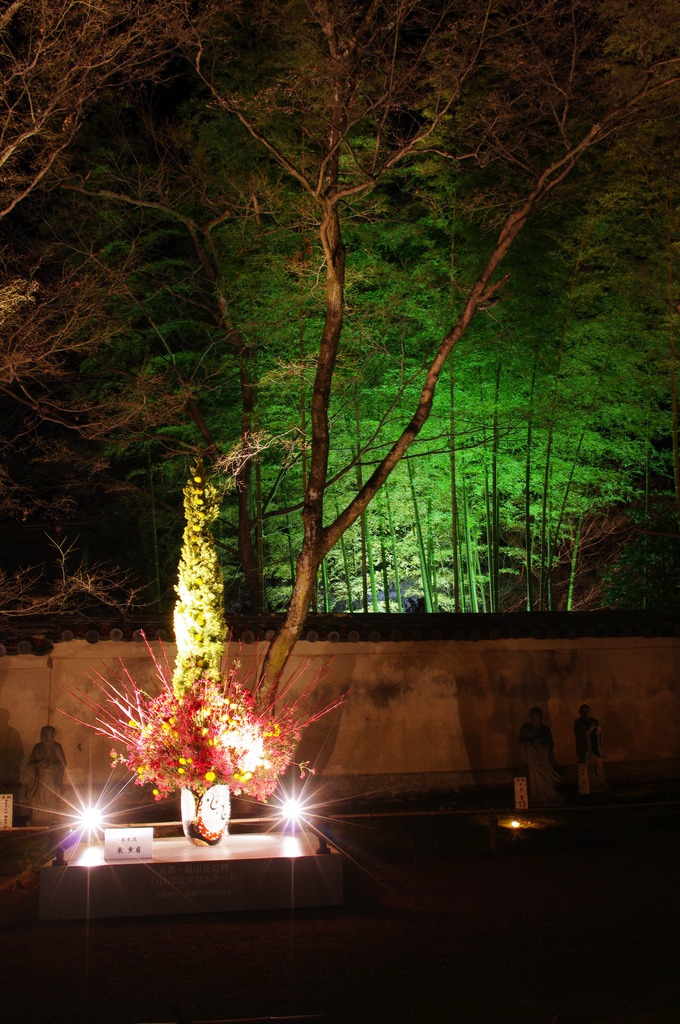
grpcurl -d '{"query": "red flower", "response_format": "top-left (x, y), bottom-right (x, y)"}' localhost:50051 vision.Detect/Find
top-left (67, 639), bottom-right (344, 803)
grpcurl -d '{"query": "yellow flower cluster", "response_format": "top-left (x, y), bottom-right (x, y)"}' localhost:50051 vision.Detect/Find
top-left (171, 462), bottom-right (227, 699)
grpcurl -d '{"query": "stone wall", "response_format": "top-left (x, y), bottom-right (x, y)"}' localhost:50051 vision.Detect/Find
top-left (1, 634), bottom-right (678, 814)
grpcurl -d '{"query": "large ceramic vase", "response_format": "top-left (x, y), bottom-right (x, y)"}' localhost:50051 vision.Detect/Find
top-left (181, 784), bottom-right (231, 846)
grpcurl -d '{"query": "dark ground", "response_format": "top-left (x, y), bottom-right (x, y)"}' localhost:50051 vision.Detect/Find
top-left (1, 787), bottom-right (679, 1024)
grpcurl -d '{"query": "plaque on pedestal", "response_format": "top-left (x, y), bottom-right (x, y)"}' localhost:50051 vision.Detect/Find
top-left (104, 827), bottom-right (154, 861)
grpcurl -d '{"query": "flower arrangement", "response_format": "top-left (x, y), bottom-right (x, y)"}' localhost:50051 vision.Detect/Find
top-left (66, 462), bottom-right (343, 810)
top-left (72, 641), bottom-right (340, 803)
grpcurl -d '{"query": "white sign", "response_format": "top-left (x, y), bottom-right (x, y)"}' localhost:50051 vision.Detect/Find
top-left (0, 794), bottom-right (12, 829)
top-left (514, 776), bottom-right (529, 809)
top-left (104, 827), bottom-right (154, 861)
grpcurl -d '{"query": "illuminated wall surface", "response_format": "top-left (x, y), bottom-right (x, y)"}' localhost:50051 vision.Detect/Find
top-left (1, 638), bottom-right (677, 803)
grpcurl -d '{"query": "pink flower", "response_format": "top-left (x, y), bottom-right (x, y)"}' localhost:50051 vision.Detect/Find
top-left (67, 639), bottom-right (344, 803)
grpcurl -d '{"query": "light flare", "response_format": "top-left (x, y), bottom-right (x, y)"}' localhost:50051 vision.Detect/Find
top-left (76, 804), bottom-right (105, 835)
top-left (281, 796), bottom-right (304, 823)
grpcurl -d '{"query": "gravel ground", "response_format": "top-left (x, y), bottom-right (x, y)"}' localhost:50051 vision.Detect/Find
top-left (1, 796), bottom-right (678, 1024)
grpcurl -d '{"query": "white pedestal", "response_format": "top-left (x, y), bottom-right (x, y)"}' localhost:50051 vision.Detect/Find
top-left (39, 831), bottom-right (343, 920)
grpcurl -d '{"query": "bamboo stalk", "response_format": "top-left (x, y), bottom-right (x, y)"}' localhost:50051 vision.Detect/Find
top-left (448, 198), bottom-right (462, 613)
top-left (491, 361), bottom-right (501, 613)
top-left (566, 513), bottom-right (583, 611)
top-left (547, 428), bottom-right (586, 606)
top-left (449, 363), bottom-right (461, 611)
top-left (407, 458), bottom-right (433, 612)
top-left (666, 205), bottom-right (680, 525)
top-left (253, 348), bottom-right (267, 613)
top-left (283, 478), bottom-right (297, 592)
top-left (365, 506), bottom-right (380, 612)
top-left (354, 393), bottom-right (369, 613)
top-left (427, 497), bottom-right (439, 612)
top-left (479, 373), bottom-right (493, 613)
top-left (461, 468), bottom-right (478, 613)
top-left (379, 524), bottom-right (391, 613)
top-left (335, 499), bottom-right (355, 611)
top-left (320, 556), bottom-right (331, 613)
top-left (525, 360), bottom-right (537, 611)
top-left (384, 485), bottom-right (403, 613)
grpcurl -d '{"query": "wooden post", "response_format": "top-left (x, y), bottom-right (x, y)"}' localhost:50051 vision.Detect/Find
top-left (514, 777), bottom-right (529, 809)
top-left (0, 794), bottom-right (13, 829)
top-left (578, 763), bottom-right (590, 795)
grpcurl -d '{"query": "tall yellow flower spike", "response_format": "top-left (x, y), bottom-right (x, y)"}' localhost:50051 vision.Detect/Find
top-left (172, 460), bottom-right (227, 698)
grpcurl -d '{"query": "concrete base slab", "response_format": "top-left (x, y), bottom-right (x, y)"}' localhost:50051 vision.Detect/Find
top-left (39, 831), bottom-right (343, 920)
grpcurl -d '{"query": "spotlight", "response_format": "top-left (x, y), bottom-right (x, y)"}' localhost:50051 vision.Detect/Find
top-left (282, 797), bottom-right (301, 819)
top-left (77, 805), bottom-right (104, 835)
top-left (280, 796), bottom-right (304, 834)
top-left (511, 820), bottom-right (521, 829)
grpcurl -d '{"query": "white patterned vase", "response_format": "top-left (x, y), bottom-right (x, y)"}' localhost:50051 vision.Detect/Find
top-left (181, 785), bottom-right (231, 846)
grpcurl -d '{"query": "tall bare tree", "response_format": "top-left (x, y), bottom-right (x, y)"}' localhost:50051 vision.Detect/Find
top-left (0, 0), bottom-right (190, 220)
top-left (181, 0), bottom-right (679, 693)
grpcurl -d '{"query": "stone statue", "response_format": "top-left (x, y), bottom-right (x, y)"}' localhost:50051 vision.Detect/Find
top-left (518, 707), bottom-right (563, 806)
top-left (27, 725), bottom-right (67, 826)
top-left (0, 707), bottom-right (23, 788)
top-left (574, 704), bottom-right (606, 792)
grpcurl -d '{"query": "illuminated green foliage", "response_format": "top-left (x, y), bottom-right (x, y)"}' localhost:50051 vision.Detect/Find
top-left (2, 1), bottom-right (678, 623)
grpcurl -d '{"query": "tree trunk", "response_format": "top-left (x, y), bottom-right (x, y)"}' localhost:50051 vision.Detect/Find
top-left (263, 190), bottom-right (346, 685)
top-left (260, 103), bottom-right (632, 694)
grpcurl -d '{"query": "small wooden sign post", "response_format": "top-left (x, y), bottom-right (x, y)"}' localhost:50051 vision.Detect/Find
top-left (577, 763), bottom-right (590, 795)
top-left (0, 794), bottom-right (13, 829)
top-left (514, 776), bottom-right (529, 809)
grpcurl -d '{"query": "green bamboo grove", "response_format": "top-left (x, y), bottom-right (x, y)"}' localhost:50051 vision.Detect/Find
top-left (2, 3), bottom-right (679, 619)
top-left (28, 123), bottom-right (680, 617)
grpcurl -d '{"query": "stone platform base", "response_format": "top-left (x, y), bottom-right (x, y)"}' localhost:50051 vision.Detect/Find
top-left (39, 831), bottom-right (343, 920)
